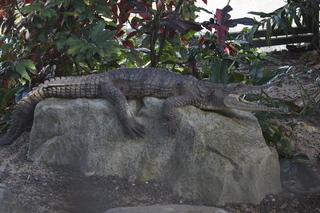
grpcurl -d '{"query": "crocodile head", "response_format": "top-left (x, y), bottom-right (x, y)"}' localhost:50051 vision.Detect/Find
top-left (223, 83), bottom-right (281, 112)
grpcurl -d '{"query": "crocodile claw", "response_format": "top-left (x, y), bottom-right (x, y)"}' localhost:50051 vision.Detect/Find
top-left (163, 121), bottom-right (177, 135)
top-left (124, 118), bottom-right (145, 138)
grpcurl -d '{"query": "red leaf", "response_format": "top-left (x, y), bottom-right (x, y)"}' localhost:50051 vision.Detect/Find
top-left (117, 1), bottom-right (134, 25)
top-left (167, 28), bottom-right (176, 38)
top-left (215, 5), bottom-right (232, 25)
top-left (6, 52), bottom-right (12, 61)
top-left (131, 17), bottom-right (139, 28)
top-left (106, 25), bottom-right (118, 31)
top-left (115, 30), bottom-right (125, 38)
top-left (224, 44), bottom-right (238, 56)
top-left (122, 40), bottom-right (134, 48)
top-left (181, 36), bottom-right (188, 43)
top-left (198, 35), bottom-right (206, 46)
top-left (0, 10), bottom-right (6, 17)
top-left (129, 9), bottom-right (151, 20)
top-left (1, 75), bottom-right (8, 89)
top-left (212, 24), bottom-right (229, 50)
top-left (126, 0), bottom-right (152, 20)
top-left (176, 20), bottom-right (202, 31)
top-left (202, 0), bottom-right (207, 4)
top-left (188, 54), bottom-right (197, 78)
top-left (126, 31), bottom-right (137, 40)
top-left (159, 27), bottom-right (165, 35)
top-left (161, 12), bottom-right (202, 33)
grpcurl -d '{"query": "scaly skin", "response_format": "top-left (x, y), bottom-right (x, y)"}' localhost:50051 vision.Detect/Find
top-left (0, 68), bottom-right (281, 145)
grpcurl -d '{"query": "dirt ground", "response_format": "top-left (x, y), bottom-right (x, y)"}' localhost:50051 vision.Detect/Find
top-left (0, 50), bottom-right (319, 213)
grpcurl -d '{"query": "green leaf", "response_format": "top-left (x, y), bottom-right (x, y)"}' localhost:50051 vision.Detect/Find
top-left (20, 59), bottom-right (37, 74)
top-left (21, 2), bottom-right (44, 13)
top-left (14, 61), bottom-right (31, 82)
top-left (248, 23), bottom-right (259, 42)
top-left (300, 51), bottom-right (313, 60)
top-left (292, 153), bottom-right (310, 161)
top-left (45, 0), bottom-right (65, 8)
top-left (39, 8), bottom-right (57, 20)
top-left (84, 0), bottom-right (94, 6)
top-left (256, 67), bottom-right (287, 85)
top-left (266, 19), bottom-right (271, 45)
top-left (297, 5), bottom-right (312, 17)
top-left (125, 51), bottom-right (143, 64)
top-left (80, 44), bottom-right (93, 54)
top-left (38, 30), bottom-right (49, 43)
top-left (182, 30), bottom-right (197, 40)
top-left (55, 31), bottom-right (70, 50)
top-left (67, 42), bottom-right (86, 55)
top-left (62, 12), bottom-right (75, 16)
top-left (209, 59), bottom-right (229, 84)
top-left (72, 0), bottom-right (86, 13)
top-left (308, 105), bottom-right (319, 117)
top-left (179, 47), bottom-right (188, 62)
top-left (261, 55), bottom-right (280, 65)
top-left (78, 6), bottom-right (95, 22)
top-left (90, 21), bottom-right (105, 42)
top-left (285, 8), bottom-right (303, 29)
top-left (141, 35), bottom-right (151, 48)
top-left (199, 7), bottom-right (212, 14)
top-left (15, 87), bottom-right (30, 102)
top-left (274, 10), bottom-right (293, 34)
top-left (306, 0), bottom-right (320, 10)
top-left (0, 88), bottom-right (19, 109)
top-left (249, 59), bottom-right (264, 84)
top-left (248, 11), bottom-right (272, 18)
top-left (95, 0), bottom-right (112, 17)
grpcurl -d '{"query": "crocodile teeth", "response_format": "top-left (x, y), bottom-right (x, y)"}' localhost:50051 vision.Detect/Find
top-left (239, 97), bottom-right (255, 105)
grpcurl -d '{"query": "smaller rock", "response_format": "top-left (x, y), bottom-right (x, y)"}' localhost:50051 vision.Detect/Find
top-left (104, 204), bottom-right (228, 213)
top-left (0, 184), bottom-right (25, 213)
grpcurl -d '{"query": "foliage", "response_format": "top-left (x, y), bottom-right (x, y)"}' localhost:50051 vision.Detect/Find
top-left (0, 1), bottom-right (258, 107)
top-left (296, 79), bottom-right (320, 117)
top-left (123, 0), bottom-right (203, 68)
top-left (285, 69), bottom-right (320, 117)
top-left (249, 0), bottom-right (320, 45)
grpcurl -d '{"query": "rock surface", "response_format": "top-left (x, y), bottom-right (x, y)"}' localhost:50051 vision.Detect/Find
top-left (104, 204), bottom-right (229, 213)
top-left (28, 97), bottom-right (281, 205)
top-left (0, 184), bottom-right (25, 213)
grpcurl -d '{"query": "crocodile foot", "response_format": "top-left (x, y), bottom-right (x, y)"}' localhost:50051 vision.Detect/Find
top-left (163, 120), bottom-right (177, 135)
top-left (123, 118), bottom-right (145, 138)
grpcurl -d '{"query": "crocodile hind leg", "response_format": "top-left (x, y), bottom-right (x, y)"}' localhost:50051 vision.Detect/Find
top-left (99, 81), bottom-right (145, 138)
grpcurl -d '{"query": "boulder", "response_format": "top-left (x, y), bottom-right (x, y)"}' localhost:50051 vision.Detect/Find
top-left (104, 204), bottom-right (229, 213)
top-left (28, 97), bottom-right (281, 205)
top-left (0, 184), bottom-right (25, 213)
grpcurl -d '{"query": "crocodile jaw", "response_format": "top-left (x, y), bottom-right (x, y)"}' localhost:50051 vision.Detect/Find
top-left (224, 94), bottom-right (280, 112)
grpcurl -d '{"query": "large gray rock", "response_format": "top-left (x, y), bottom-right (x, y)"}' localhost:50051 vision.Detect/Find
top-left (0, 184), bottom-right (25, 213)
top-left (104, 205), bottom-right (229, 213)
top-left (28, 97), bottom-right (281, 205)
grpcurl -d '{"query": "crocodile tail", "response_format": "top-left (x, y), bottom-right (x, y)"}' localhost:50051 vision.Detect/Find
top-left (0, 86), bottom-right (47, 146)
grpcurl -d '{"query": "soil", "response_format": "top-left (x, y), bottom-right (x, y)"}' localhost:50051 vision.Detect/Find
top-left (0, 49), bottom-right (320, 213)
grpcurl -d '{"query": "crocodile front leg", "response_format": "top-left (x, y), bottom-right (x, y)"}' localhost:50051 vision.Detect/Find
top-left (99, 81), bottom-right (145, 138)
top-left (162, 95), bottom-right (192, 134)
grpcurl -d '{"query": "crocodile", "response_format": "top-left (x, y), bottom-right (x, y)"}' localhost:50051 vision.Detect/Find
top-left (0, 67), bottom-right (282, 146)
